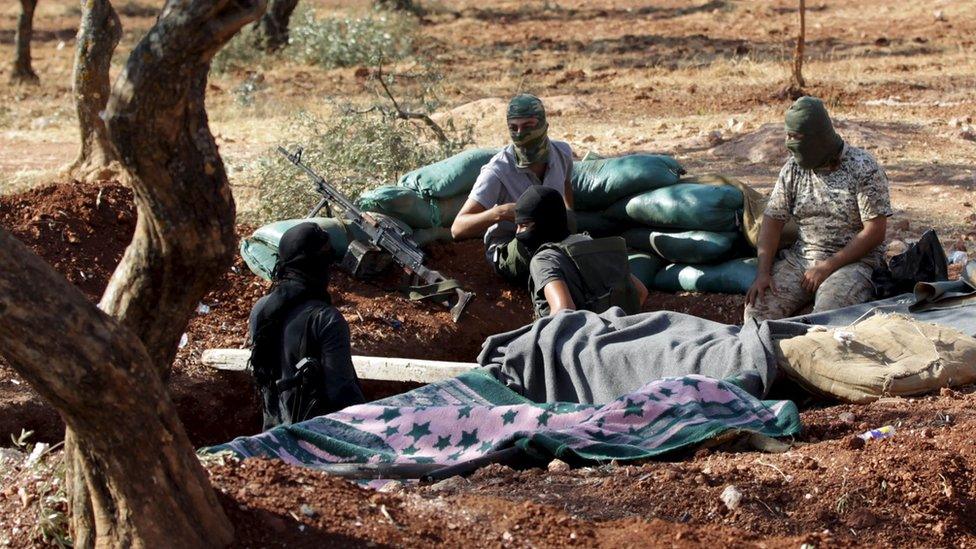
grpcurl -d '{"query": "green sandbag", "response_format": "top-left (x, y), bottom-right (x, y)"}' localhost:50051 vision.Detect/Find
top-left (241, 217), bottom-right (352, 280)
top-left (606, 183), bottom-right (743, 232)
top-left (398, 148), bottom-right (500, 199)
top-left (433, 194), bottom-right (469, 228)
top-left (575, 210), bottom-right (630, 238)
top-left (357, 186), bottom-right (436, 229)
top-left (628, 253), bottom-right (667, 289)
top-left (572, 154), bottom-right (684, 211)
top-left (653, 257), bottom-right (758, 295)
top-left (623, 228), bottom-right (739, 265)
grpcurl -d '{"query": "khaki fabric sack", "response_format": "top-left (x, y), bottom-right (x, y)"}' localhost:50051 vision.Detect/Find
top-left (775, 314), bottom-right (976, 403)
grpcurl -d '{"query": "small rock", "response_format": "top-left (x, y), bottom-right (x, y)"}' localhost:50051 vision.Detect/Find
top-left (921, 428), bottom-right (934, 438)
top-left (547, 459), bottom-right (571, 473)
top-left (939, 387), bottom-right (960, 398)
top-left (299, 504), bottom-right (317, 518)
top-left (838, 411), bottom-right (856, 423)
top-left (933, 10), bottom-right (946, 22)
top-left (845, 436), bottom-right (866, 451)
top-left (960, 128), bottom-right (976, 142)
top-left (886, 239), bottom-right (907, 256)
top-left (429, 475), bottom-right (464, 492)
top-left (502, 531), bottom-right (514, 542)
top-left (378, 480), bottom-right (404, 493)
top-left (720, 485), bottom-right (743, 511)
top-left (874, 37), bottom-right (890, 47)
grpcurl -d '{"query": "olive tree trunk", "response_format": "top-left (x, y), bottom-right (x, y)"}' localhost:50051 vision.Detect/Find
top-left (0, 231), bottom-right (233, 547)
top-left (66, 0), bottom-right (124, 182)
top-left (57, 0), bottom-right (267, 545)
top-left (253, 0), bottom-right (299, 52)
top-left (791, 0), bottom-right (806, 89)
top-left (11, 0), bottom-right (39, 84)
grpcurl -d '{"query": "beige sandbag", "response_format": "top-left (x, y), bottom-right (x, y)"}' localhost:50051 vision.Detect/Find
top-left (774, 314), bottom-right (976, 403)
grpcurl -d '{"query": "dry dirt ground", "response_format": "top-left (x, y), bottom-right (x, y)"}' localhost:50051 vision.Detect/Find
top-left (1, 0), bottom-right (976, 546)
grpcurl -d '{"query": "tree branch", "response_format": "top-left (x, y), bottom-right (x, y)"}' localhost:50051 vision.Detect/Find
top-left (375, 64), bottom-right (448, 144)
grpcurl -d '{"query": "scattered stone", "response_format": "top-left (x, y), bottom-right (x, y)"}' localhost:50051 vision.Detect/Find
top-left (845, 436), bottom-right (866, 451)
top-left (429, 476), bottom-right (465, 492)
top-left (939, 387), bottom-right (960, 398)
top-left (547, 459), bottom-right (571, 473)
top-left (300, 504), bottom-right (318, 518)
top-left (933, 10), bottom-right (946, 22)
top-left (959, 128), bottom-right (976, 142)
top-left (720, 485), bottom-right (743, 511)
top-left (378, 480), bottom-right (404, 493)
top-left (921, 428), bottom-right (934, 438)
top-left (502, 531), bottom-right (514, 542)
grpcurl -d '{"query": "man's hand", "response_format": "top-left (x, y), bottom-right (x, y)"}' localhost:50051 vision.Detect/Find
top-left (746, 272), bottom-right (776, 307)
top-left (493, 202), bottom-right (516, 222)
top-left (801, 261), bottom-right (835, 292)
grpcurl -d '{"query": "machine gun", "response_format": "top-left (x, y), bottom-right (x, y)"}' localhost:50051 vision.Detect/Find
top-left (278, 146), bottom-right (473, 322)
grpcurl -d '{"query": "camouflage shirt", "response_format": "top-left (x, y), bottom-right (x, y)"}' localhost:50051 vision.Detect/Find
top-left (765, 144), bottom-right (892, 267)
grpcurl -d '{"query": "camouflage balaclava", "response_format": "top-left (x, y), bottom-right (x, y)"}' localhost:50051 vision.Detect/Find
top-left (507, 94), bottom-right (550, 168)
top-left (784, 96), bottom-right (844, 170)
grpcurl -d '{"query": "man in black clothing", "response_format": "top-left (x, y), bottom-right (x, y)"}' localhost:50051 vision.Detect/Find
top-left (516, 186), bottom-right (648, 318)
top-left (248, 222), bottom-right (365, 430)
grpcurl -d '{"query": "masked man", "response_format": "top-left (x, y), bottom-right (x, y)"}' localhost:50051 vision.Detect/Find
top-left (451, 93), bottom-right (574, 284)
top-left (516, 186), bottom-right (647, 318)
top-left (249, 223), bottom-right (365, 430)
top-left (745, 96), bottom-right (892, 322)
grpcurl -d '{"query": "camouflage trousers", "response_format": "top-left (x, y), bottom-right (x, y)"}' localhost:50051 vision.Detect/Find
top-left (743, 249), bottom-right (875, 322)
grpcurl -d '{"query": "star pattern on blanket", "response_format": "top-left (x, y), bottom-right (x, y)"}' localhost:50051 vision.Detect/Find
top-left (383, 425), bottom-right (399, 437)
top-left (622, 398), bottom-right (644, 418)
top-left (501, 409), bottom-right (519, 425)
top-left (458, 429), bottom-right (479, 449)
top-left (402, 444), bottom-right (419, 455)
top-left (457, 406), bottom-right (473, 419)
top-left (657, 386), bottom-right (674, 397)
top-left (407, 421), bottom-right (432, 441)
top-left (680, 378), bottom-right (703, 389)
top-left (378, 408), bottom-right (402, 422)
top-left (434, 435), bottom-right (452, 451)
top-left (478, 441), bottom-right (494, 453)
top-left (536, 411), bottom-right (552, 427)
top-left (447, 450), bottom-right (463, 462)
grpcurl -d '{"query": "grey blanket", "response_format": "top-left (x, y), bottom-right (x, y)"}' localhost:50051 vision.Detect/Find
top-left (478, 308), bottom-right (779, 404)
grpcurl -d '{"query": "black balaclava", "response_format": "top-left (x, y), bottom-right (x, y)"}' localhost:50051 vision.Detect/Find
top-left (514, 186), bottom-right (569, 253)
top-left (784, 96), bottom-right (844, 170)
top-left (273, 222), bottom-right (334, 289)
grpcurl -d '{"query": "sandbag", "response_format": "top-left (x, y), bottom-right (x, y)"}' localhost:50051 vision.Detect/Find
top-left (628, 253), bottom-right (667, 290)
top-left (683, 174), bottom-right (798, 249)
top-left (241, 217), bottom-right (352, 280)
top-left (398, 148), bottom-right (500, 199)
top-left (653, 257), bottom-right (757, 294)
top-left (623, 228), bottom-right (739, 264)
top-left (775, 314), bottom-right (976, 404)
top-left (572, 154), bottom-right (684, 211)
top-left (575, 210), bottom-right (630, 238)
top-left (357, 186), bottom-right (436, 229)
top-left (411, 226), bottom-right (454, 247)
top-left (606, 183), bottom-right (743, 232)
top-left (433, 194), bottom-right (469, 228)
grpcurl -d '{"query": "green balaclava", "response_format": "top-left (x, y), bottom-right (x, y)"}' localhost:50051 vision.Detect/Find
top-left (507, 93), bottom-right (550, 169)
top-left (784, 96), bottom-right (844, 170)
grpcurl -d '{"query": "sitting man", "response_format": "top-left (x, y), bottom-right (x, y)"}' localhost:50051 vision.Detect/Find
top-left (451, 93), bottom-right (574, 284)
top-left (516, 186), bottom-right (648, 318)
top-left (249, 222), bottom-right (365, 430)
top-left (745, 96), bottom-right (892, 322)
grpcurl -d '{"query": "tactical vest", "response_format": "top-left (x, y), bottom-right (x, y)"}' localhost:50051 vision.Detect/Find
top-left (533, 235), bottom-right (641, 317)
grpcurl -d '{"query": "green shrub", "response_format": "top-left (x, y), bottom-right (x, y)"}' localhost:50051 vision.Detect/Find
top-left (288, 10), bottom-right (416, 68)
top-left (252, 104), bottom-right (472, 223)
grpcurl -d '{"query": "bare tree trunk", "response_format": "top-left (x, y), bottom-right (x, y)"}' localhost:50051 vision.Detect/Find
top-left (58, 0), bottom-right (267, 545)
top-left (253, 0), bottom-right (299, 52)
top-left (66, 0), bottom-right (124, 182)
top-left (791, 0), bottom-right (806, 89)
top-left (0, 230), bottom-right (234, 547)
top-left (11, 0), bottom-right (39, 84)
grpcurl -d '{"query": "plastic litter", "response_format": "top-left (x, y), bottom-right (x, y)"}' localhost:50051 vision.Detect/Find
top-left (949, 250), bottom-right (969, 265)
top-left (858, 425), bottom-right (895, 442)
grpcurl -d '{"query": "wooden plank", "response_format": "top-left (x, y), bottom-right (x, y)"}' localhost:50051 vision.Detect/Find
top-left (200, 348), bottom-right (478, 383)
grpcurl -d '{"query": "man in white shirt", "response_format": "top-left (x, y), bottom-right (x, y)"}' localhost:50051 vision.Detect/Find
top-left (450, 93), bottom-right (574, 283)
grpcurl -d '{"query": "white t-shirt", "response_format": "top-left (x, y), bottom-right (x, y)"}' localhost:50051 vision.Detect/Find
top-left (468, 141), bottom-right (573, 209)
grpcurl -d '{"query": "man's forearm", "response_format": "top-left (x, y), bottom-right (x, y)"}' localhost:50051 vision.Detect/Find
top-left (756, 216), bottom-right (785, 275)
top-left (452, 209), bottom-right (499, 240)
top-left (824, 224), bottom-right (885, 270)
